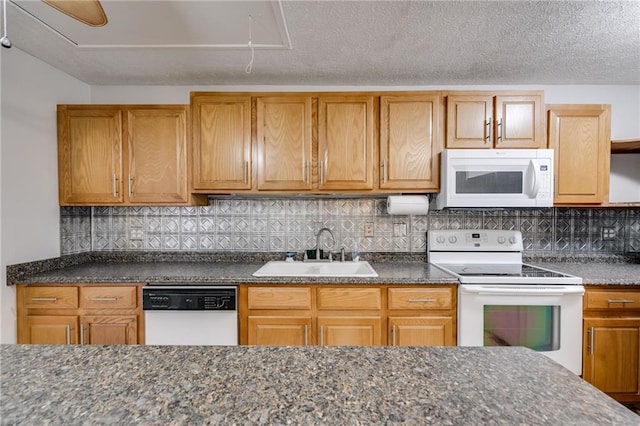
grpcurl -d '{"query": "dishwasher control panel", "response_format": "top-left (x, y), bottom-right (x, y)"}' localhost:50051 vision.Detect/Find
top-left (143, 286), bottom-right (237, 311)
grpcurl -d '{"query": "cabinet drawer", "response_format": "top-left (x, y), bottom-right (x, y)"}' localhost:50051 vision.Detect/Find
top-left (585, 290), bottom-right (640, 310)
top-left (80, 287), bottom-right (137, 309)
top-left (24, 287), bottom-right (78, 309)
top-left (317, 288), bottom-right (381, 310)
top-left (247, 287), bottom-right (312, 310)
top-left (388, 288), bottom-right (453, 310)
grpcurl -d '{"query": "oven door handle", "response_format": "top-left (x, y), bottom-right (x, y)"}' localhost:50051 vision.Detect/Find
top-left (462, 285), bottom-right (584, 296)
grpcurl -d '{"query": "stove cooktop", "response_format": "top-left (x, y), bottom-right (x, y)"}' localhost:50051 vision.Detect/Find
top-left (431, 262), bottom-right (583, 285)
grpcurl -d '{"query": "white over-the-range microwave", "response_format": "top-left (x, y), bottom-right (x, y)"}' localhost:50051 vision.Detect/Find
top-left (436, 149), bottom-right (554, 209)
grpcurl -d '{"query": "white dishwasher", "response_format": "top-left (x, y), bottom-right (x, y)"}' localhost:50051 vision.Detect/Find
top-left (143, 286), bottom-right (238, 345)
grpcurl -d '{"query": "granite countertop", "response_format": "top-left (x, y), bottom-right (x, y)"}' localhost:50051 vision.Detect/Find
top-left (8, 251), bottom-right (640, 286)
top-left (12, 260), bottom-right (457, 286)
top-left (2, 344), bottom-right (637, 425)
top-left (531, 262), bottom-right (640, 286)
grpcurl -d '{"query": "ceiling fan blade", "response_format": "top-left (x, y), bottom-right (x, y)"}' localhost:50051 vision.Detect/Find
top-left (42, 0), bottom-right (107, 27)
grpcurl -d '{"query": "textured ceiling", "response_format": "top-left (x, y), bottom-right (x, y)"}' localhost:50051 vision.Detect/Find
top-left (4, 0), bottom-right (640, 85)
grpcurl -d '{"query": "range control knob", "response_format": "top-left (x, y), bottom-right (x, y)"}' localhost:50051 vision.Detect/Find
top-left (509, 236), bottom-right (518, 244)
top-left (448, 236), bottom-right (457, 244)
top-left (497, 236), bottom-right (506, 244)
top-left (436, 236), bottom-right (445, 244)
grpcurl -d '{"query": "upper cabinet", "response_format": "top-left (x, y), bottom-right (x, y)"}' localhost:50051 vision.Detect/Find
top-left (379, 93), bottom-right (442, 191)
top-left (445, 91), bottom-right (545, 149)
top-left (58, 106), bottom-right (123, 205)
top-left (256, 95), bottom-right (313, 191)
top-left (58, 105), bottom-right (196, 206)
top-left (548, 104), bottom-right (611, 204)
top-left (191, 94), bottom-right (252, 191)
top-left (191, 91), bottom-right (442, 194)
top-left (318, 95), bottom-right (375, 191)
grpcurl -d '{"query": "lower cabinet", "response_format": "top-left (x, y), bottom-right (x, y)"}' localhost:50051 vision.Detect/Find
top-left (240, 284), bottom-right (456, 347)
top-left (582, 287), bottom-right (640, 404)
top-left (24, 315), bottom-right (79, 345)
top-left (247, 316), bottom-right (312, 346)
top-left (17, 284), bottom-right (144, 345)
top-left (388, 317), bottom-right (454, 347)
top-left (318, 316), bottom-right (383, 346)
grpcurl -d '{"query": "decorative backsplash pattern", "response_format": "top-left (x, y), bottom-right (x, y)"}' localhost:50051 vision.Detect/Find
top-left (60, 198), bottom-right (640, 256)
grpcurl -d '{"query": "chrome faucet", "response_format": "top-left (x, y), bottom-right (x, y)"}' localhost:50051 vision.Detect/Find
top-left (315, 227), bottom-right (336, 261)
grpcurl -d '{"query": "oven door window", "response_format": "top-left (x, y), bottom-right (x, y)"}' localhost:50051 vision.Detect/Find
top-left (483, 305), bottom-right (561, 351)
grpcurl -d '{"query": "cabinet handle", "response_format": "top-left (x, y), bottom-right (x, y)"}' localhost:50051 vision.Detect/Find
top-left (588, 327), bottom-right (594, 355)
top-left (66, 325), bottom-right (71, 345)
top-left (303, 162), bottom-right (308, 184)
top-left (381, 160), bottom-right (387, 184)
top-left (31, 297), bottom-right (57, 301)
top-left (607, 299), bottom-right (636, 304)
top-left (91, 297), bottom-right (119, 302)
top-left (408, 298), bottom-right (436, 303)
top-left (497, 119), bottom-right (503, 141)
top-left (486, 117), bottom-right (492, 142)
top-left (112, 174), bottom-right (119, 197)
top-left (304, 325), bottom-right (308, 346)
top-left (128, 175), bottom-right (134, 197)
top-left (391, 324), bottom-right (396, 346)
top-left (319, 325), bottom-right (324, 346)
top-left (80, 324), bottom-right (85, 345)
top-left (243, 161), bottom-right (249, 184)
top-left (306, 161), bottom-right (311, 184)
top-left (318, 161), bottom-right (324, 185)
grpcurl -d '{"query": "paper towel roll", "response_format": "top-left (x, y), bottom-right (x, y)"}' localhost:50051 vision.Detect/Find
top-left (386, 195), bottom-right (429, 215)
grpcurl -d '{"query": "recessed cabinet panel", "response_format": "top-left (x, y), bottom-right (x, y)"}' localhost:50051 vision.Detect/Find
top-left (548, 104), bottom-right (611, 204)
top-left (495, 95), bottom-right (544, 148)
top-left (446, 96), bottom-right (493, 148)
top-left (318, 316), bottom-right (382, 346)
top-left (256, 96), bottom-right (313, 191)
top-left (25, 316), bottom-right (78, 345)
top-left (192, 94), bottom-right (252, 190)
top-left (248, 316), bottom-right (312, 345)
top-left (380, 94), bottom-right (441, 190)
top-left (58, 107), bottom-right (123, 204)
top-left (125, 108), bottom-right (189, 203)
top-left (318, 95), bottom-right (374, 190)
top-left (389, 316), bottom-right (453, 346)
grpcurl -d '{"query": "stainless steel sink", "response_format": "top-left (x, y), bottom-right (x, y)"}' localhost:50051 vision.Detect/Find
top-left (252, 260), bottom-right (378, 277)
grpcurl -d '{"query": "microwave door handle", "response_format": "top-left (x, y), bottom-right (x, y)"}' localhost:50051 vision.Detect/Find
top-left (528, 160), bottom-right (541, 198)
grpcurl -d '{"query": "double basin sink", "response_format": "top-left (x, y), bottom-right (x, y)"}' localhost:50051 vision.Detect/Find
top-left (253, 260), bottom-right (378, 277)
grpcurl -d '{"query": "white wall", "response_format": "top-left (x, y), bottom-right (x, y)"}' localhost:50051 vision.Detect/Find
top-left (0, 47), bottom-right (90, 343)
top-left (91, 84), bottom-right (640, 140)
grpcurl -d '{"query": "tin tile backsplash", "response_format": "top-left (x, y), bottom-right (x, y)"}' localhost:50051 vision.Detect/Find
top-left (60, 199), bottom-right (640, 255)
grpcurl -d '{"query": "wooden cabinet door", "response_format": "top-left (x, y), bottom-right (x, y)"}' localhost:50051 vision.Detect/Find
top-left (58, 106), bottom-right (123, 205)
top-left (23, 316), bottom-right (78, 344)
top-left (380, 94), bottom-right (442, 190)
top-left (495, 94), bottom-right (545, 149)
top-left (445, 95), bottom-right (493, 148)
top-left (548, 104), bottom-right (611, 204)
top-left (583, 318), bottom-right (640, 399)
top-left (247, 316), bottom-right (312, 346)
top-left (318, 95), bottom-right (375, 190)
top-left (191, 94), bottom-right (252, 190)
top-left (256, 96), bottom-right (313, 191)
top-left (81, 315), bottom-right (138, 345)
top-left (318, 316), bottom-right (382, 346)
top-left (124, 107), bottom-right (189, 203)
top-left (389, 316), bottom-right (454, 346)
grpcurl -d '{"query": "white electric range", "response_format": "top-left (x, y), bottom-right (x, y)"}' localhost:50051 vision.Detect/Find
top-left (428, 229), bottom-right (584, 375)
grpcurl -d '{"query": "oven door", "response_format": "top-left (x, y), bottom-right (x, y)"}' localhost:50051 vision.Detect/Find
top-left (458, 284), bottom-right (584, 375)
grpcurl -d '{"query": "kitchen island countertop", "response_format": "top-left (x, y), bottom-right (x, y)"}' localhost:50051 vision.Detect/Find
top-left (1, 344), bottom-right (637, 425)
